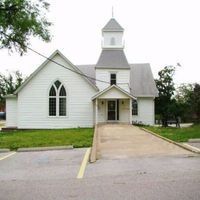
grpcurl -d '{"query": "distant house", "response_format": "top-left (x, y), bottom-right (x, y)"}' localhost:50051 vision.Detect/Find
top-left (5, 18), bottom-right (158, 129)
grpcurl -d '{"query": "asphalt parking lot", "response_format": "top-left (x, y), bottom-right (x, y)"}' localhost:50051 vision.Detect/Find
top-left (0, 148), bottom-right (200, 200)
top-left (0, 149), bottom-right (85, 181)
top-left (187, 142), bottom-right (200, 149)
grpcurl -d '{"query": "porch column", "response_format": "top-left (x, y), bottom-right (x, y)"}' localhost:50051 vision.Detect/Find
top-left (129, 98), bottom-right (132, 124)
top-left (95, 99), bottom-right (98, 124)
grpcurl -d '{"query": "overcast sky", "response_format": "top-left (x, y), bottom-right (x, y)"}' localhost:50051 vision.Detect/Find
top-left (0, 0), bottom-right (200, 85)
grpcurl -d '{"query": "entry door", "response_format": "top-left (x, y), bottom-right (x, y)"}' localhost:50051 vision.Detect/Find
top-left (107, 100), bottom-right (116, 120)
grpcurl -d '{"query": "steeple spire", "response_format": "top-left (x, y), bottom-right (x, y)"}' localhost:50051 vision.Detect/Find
top-left (112, 6), bottom-right (114, 18)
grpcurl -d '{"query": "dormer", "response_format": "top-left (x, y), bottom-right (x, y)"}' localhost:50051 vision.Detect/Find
top-left (102, 18), bottom-right (124, 49)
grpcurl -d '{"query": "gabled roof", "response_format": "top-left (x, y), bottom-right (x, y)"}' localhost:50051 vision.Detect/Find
top-left (130, 64), bottom-right (158, 97)
top-left (10, 50), bottom-right (158, 98)
top-left (102, 18), bottom-right (124, 32)
top-left (92, 84), bottom-right (136, 100)
top-left (96, 49), bottom-right (130, 69)
top-left (76, 63), bottom-right (158, 97)
top-left (14, 50), bottom-right (98, 95)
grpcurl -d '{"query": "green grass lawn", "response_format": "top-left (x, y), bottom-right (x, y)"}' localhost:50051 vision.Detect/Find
top-left (146, 124), bottom-right (200, 142)
top-left (0, 128), bottom-right (94, 150)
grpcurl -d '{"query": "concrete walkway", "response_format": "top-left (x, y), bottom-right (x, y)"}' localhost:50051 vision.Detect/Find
top-left (97, 124), bottom-right (193, 159)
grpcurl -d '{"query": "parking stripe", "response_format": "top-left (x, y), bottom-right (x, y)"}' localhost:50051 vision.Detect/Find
top-left (0, 152), bottom-right (16, 161)
top-left (77, 148), bottom-right (91, 179)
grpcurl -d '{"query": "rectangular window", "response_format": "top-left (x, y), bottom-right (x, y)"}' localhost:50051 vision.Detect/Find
top-left (132, 100), bottom-right (138, 115)
top-left (49, 98), bottom-right (56, 116)
top-left (110, 73), bottom-right (116, 85)
top-left (59, 98), bottom-right (66, 116)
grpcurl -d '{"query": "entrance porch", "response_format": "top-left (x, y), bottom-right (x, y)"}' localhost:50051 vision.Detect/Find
top-left (92, 85), bottom-right (135, 125)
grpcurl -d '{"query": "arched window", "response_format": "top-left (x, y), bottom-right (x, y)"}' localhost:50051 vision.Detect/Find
top-left (49, 81), bottom-right (67, 116)
top-left (110, 37), bottom-right (115, 45)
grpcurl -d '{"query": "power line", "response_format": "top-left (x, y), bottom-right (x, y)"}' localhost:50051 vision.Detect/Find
top-left (1, 31), bottom-right (130, 87)
top-left (27, 46), bottom-right (110, 84)
top-left (27, 46), bottom-right (130, 87)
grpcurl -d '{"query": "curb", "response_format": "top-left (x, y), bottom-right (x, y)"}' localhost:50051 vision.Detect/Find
top-left (90, 125), bottom-right (98, 163)
top-left (17, 145), bottom-right (73, 152)
top-left (141, 128), bottom-right (200, 154)
top-left (0, 149), bottom-right (10, 153)
top-left (181, 143), bottom-right (200, 153)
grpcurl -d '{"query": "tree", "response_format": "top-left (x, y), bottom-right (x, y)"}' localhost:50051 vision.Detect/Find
top-left (155, 66), bottom-right (176, 126)
top-left (176, 83), bottom-right (194, 104)
top-left (0, 71), bottom-right (24, 109)
top-left (0, 0), bottom-right (51, 54)
top-left (175, 83), bottom-right (194, 122)
top-left (175, 83), bottom-right (200, 123)
top-left (191, 83), bottom-right (200, 122)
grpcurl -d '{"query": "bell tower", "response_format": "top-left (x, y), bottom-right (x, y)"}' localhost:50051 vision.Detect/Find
top-left (102, 18), bottom-right (124, 49)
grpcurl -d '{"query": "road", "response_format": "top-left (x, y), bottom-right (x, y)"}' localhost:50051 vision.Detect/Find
top-left (0, 149), bottom-right (200, 200)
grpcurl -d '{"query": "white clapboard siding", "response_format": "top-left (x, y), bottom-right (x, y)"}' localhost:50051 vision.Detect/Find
top-left (119, 99), bottom-right (130, 123)
top-left (97, 99), bottom-right (130, 123)
top-left (97, 99), bottom-right (106, 123)
top-left (6, 98), bottom-right (17, 127)
top-left (96, 69), bottom-right (130, 92)
top-left (17, 54), bottom-right (97, 129)
top-left (133, 97), bottom-right (155, 125)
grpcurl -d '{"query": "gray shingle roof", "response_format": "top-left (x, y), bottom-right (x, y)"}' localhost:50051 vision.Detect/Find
top-left (102, 18), bottom-right (124, 32)
top-left (76, 63), bottom-right (158, 97)
top-left (76, 65), bottom-right (96, 85)
top-left (130, 64), bottom-right (158, 97)
top-left (95, 49), bottom-right (130, 69)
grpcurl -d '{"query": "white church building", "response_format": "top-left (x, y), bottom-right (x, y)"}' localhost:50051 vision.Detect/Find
top-left (5, 18), bottom-right (158, 129)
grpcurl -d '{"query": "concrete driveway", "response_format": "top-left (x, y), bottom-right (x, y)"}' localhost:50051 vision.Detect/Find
top-left (97, 124), bottom-right (193, 159)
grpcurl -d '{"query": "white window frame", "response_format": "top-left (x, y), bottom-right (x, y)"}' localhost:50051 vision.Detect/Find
top-left (110, 73), bottom-right (117, 85)
top-left (132, 99), bottom-right (138, 116)
top-left (48, 81), bottom-right (67, 117)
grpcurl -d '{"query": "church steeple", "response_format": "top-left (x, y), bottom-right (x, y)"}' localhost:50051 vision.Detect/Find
top-left (102, 18), bottom-right (124, 49)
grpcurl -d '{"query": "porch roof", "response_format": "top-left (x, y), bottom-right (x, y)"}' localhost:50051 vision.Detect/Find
top-left (92, 85), bottom-right (136, 100)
